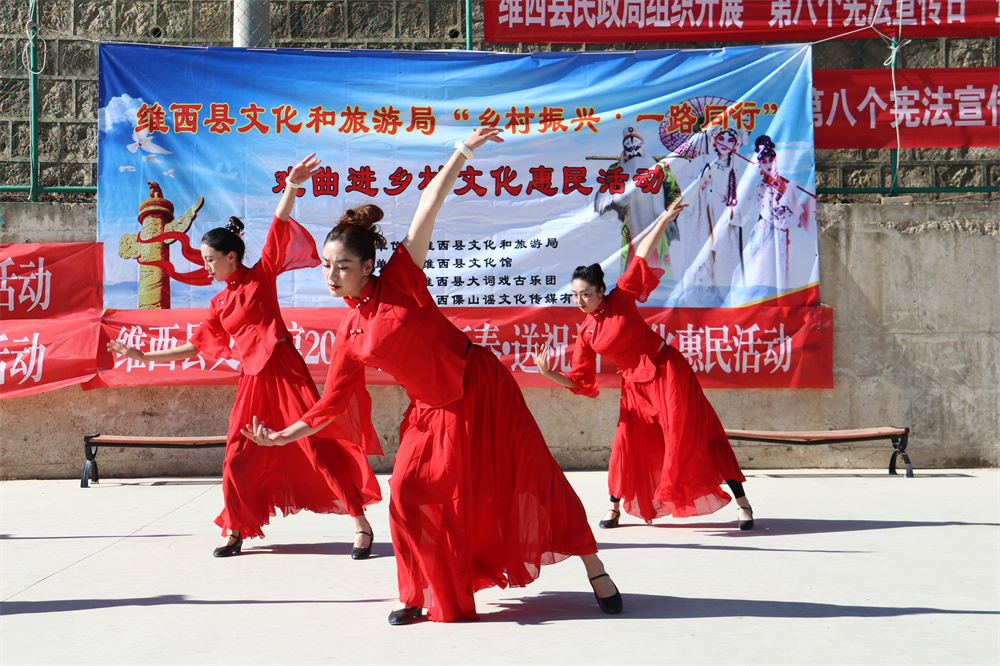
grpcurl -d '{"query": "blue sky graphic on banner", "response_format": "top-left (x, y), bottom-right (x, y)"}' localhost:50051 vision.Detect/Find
top-left (97, 44), bottom-right (816, 311)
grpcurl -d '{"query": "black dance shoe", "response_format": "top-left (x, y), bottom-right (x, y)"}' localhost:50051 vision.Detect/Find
top-left (598, 509), bottom-right (621, 529)
top-left (212, 533), bottom-right (243, 558)
top-left (388, 606), bottom-right (423, 625)
top-left (589, 573), bottom-right (623, 615)
top-left (737, 504), bottom-right (755, 531)
top-left (351, 529), bottom-right (374, 560)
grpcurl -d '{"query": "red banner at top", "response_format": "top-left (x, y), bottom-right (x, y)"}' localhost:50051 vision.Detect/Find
top-left (814, 68), bottom-right (1000, 148)
top-left (484, 0), bottom-right (1000, 43)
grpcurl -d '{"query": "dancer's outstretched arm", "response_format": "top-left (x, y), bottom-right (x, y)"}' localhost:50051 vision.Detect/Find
top-left (634, 196), bottom-right (688, 263)
top-left (241, 415), bottom-right (324, 447)
top-left (533, 344), bottom-right (579, 390)
top-left (275, 153), bottom-right (323, 222)
top-left (401, 128), bottom-right (504, 267)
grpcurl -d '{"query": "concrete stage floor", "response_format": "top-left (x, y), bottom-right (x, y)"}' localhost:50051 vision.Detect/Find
top-left (2, 469), bottom-right (998, 665)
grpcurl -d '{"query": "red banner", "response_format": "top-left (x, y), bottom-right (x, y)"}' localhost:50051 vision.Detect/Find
top-left (87, 303), bottom-right (833, 390)
top-left (814, 68), bottom-right (1000, 148)
top-left (484, 0), bottom-right (1000, 43)
top-left (0, 243), bottom-right (103, 398)
top-left (2, 243), bottom-right (831, 394)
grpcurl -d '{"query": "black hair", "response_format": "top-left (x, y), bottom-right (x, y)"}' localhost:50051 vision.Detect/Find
top-left (572, 263), bottom-right (606, 292)
top-left (324, 204), bottom-right (388, 266)
top-left (754, 135), bottom-right (776, 161)
top-left (202, 216), bottom-right (246, 263)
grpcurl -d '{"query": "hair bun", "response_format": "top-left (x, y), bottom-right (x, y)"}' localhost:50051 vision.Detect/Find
top-left (225, 216), bottom-right (245, 236)
top-left (342, 204), bottom-right (384, 230)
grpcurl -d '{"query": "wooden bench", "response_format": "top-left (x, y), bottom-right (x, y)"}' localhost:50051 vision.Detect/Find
top-left (724, 427), bottom-right (912, 477)
top-left (81, 434), bottom-right (227, 488)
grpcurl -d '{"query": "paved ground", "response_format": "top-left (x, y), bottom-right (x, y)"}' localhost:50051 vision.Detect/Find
top-left (1, 469), bottom-right (998, 665)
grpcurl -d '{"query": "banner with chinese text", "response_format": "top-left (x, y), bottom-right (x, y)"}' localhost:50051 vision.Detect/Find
top-left (814, 68), bottom-right (1000, 148)
top-left (484, 0), bottom-right (1000, 43)
top-left (0, 243), bottom-right (103, 398)
top-left (96, 44), bottom-right (829, 388)
top-left (87, 304), bottom-right (832, 390)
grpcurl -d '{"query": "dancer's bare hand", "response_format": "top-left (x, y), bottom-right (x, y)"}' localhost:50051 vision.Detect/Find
top-left (242, 415), bottom-right (288, 447)
top-left (463, 127), bottom-right (505, 152)
top-left (533, 344), bottom-right (554, 377)
top-left (663, 195), bottom-right (689, 219)
top-left (288, 152), bottom-right (322, 185)
top-left (107, 339), bottom-right (144, 361)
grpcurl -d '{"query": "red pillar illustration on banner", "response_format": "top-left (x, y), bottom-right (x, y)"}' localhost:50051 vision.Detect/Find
top-left (117, 182), bottom-right (211, 309)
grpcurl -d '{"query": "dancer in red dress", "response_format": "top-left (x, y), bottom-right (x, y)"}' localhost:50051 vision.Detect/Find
top-left (243, 129), bottom-right (622, 624)
top-left (534, 197), bottom-right (755, 531)
top-left (109, 154), bottom-right (382, 558)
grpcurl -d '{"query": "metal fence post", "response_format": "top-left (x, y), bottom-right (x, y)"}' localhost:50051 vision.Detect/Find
top-left (28, 0), bottom-right (39, 202)
top-left (465, 0), bottom-right (473, 50)
top-left (234, 0), bottom-right (270, 48)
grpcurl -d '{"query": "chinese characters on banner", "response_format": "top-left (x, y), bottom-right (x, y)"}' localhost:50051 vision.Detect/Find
top-left (89, 305), bottom-right (832, 390)
top-left (484, 0), bottom-right (1000, 43)
top-left (813, 68), bottom-right (1000, 148)
top-left (0, 243), bottom-right (104, 398)
top-left (94, 44), bottom-right (829, 388)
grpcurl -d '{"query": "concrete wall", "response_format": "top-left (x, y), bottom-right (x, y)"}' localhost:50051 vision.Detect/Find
top-left (1, 200), bottom-right (998, 480)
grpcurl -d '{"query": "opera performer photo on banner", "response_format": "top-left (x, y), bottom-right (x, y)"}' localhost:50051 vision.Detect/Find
top-left (95, 43), bottom-right (830, 390)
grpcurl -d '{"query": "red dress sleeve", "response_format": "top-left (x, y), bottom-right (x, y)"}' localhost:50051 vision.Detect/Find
top-left (259, 215), bottom-right (321, 279)
top-left (564, 328), bottom-right (600, 398)
top-left (616, 256), bottom-right (664, 303)
top-left (299, 327), bottom-right (382, 456)
top-left (188, 306), bottom-right (233, 361)
top-left (380, 244), bottom-right (434, 307)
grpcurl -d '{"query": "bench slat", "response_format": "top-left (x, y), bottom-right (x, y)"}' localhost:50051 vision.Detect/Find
top-left (725, 427), bottom-right (907, 442)
top-left (86, 435), bottom-right (227, 446)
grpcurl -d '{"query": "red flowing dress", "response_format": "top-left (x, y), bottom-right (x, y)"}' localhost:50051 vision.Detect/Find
top-left (188, 215), bottom-right (382, 539)
top-left (565, 256), bottom-right (745, 522)
top-left (300, 245), bottom-right (597, 623)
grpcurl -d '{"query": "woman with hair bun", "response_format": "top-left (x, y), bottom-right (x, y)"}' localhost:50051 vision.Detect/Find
top-left (109, 154), bottom-right (382, 559)
top-left (244, 128), bottom-right (623, 625)
top-left (534, 196), bottom-right (755, 531)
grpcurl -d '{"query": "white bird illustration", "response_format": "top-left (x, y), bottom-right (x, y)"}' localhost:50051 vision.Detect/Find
top-left (119, 165), bottom-right (136, 172)
top-left (127, 130), bottom-right (172, 155)
top-left (142, 155), bottom-right (162, 164)
top-left (163, 169), bottom-right (175, 178)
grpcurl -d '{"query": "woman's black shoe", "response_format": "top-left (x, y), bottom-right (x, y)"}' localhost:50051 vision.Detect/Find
top-left (598, 509), bottom-right (620, 529)
top-left (589, 573), bottom-right (623, 615)
top-left (737, 504), bottom-right (755, 531)
top-left (212, 533), bottom-right (243, 558)
top-left (388, 606), bottom-right (423, 625)
top-left (351, 529), bottom-right (373, 560)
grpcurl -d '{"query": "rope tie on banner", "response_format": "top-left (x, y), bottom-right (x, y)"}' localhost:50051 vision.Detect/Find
top-left (884, 12), bottom-right (909, 191)
top-left (21, 0), bottom-right (46, 75)
top-left (22, 0), bottom-right (102, 73)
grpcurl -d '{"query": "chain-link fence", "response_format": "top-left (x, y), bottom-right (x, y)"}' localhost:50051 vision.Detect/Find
top-left (2, 0), bottom-right (997, 203)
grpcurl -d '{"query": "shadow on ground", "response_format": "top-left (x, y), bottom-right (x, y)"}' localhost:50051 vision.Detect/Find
top-left (486, 591), bottom-right (1000, 625)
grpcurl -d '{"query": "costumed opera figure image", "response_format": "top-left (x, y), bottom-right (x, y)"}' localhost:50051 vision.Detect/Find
top-left (684, 126), bottom-right (748, 302)
top-left (741, 135), bottom-right (815, 297)
top-left (658, 96), bottom-right (750, 306)
top-left (592, 126), bottom-right (681, 275)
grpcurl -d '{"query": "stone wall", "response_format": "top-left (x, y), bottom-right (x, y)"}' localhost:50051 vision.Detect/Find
top-left (1, 200), bottom-right (997, 479)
